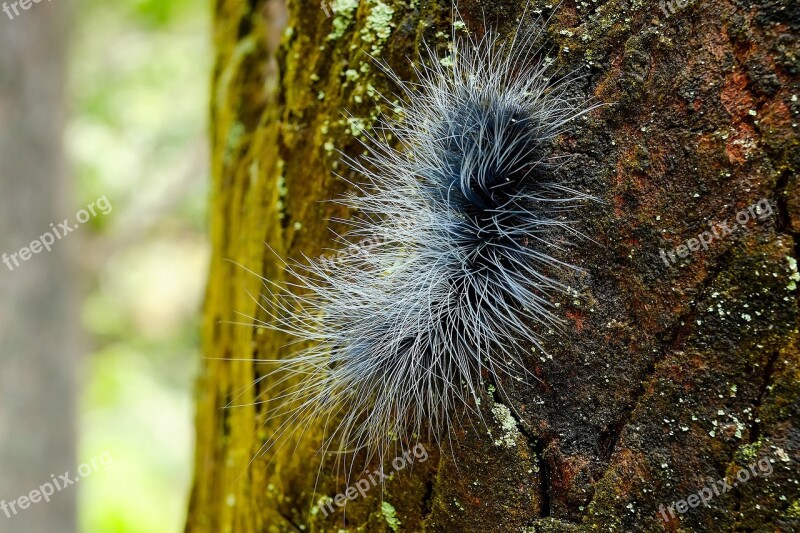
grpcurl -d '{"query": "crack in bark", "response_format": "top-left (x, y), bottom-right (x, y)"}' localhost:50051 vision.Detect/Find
top-left (531, 435), bottom-right (553, 518)
top-left (583, 249), bottom-right (735, 511)
top-left (420, 448), bottom-right (445, 532)
top-left (488, 388), bottom-right (557, 520)
top-left (277, 509), bottom-right (303, 532)
top-left (774, 169), bottom-right (800, 309)
top-left (775, 171), bottom-right (793, 235)
top-left (729, 347), bottom-right (781, 525)
top-left (598, 416), bottom-right (627, 463)
top-left (597, 248), bottom-right (733, 457)
top-left (420, 470), bottom-right (436, 523)
top-left (747, 349), bottom-right (780, 445)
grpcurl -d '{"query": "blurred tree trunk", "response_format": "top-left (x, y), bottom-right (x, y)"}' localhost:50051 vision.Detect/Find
top-left (187, 0), bottom-right (799, 531)
top-left (0, 2), bottom-right (77, 532)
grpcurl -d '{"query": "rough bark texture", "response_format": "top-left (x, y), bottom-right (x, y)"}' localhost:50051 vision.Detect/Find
top-left (187, 0), bottom-right (799, 531)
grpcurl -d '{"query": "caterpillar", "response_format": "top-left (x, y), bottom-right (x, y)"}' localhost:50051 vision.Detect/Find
top-left (251, 8), bottom-right (597, 475)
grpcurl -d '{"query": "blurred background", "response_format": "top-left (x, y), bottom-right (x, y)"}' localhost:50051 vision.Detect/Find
top-left (0, 0), bottom-right (210, 531)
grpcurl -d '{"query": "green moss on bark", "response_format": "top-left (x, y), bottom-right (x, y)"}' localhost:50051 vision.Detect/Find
top-left (187, 0), bottom-right (799, 531)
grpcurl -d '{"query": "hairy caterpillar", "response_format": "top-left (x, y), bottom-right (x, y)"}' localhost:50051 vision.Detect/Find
top-left (249, 9), bottom-right (597, 476)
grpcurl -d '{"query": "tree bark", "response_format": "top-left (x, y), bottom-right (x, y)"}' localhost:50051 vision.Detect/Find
top-left (0, 2), bottom-right (77, 532)
top-left (187, 0), bottom-right (799, 531)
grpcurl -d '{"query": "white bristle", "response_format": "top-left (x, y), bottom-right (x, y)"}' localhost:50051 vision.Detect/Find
top-left (243, 10), bottom-right (598, 480)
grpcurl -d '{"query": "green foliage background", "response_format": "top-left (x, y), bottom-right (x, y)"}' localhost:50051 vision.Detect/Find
top-left (69, 0), bottom-right (210, 530)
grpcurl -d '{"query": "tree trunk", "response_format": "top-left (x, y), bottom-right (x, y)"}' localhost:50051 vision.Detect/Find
top-left (187, 0), bottom-right (799, 531)
top-left (0, 2), bottom-right (77, 532)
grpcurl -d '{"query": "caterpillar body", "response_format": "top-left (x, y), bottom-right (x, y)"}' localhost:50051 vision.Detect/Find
top-left (252, 11), bottom-right (596, 473)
